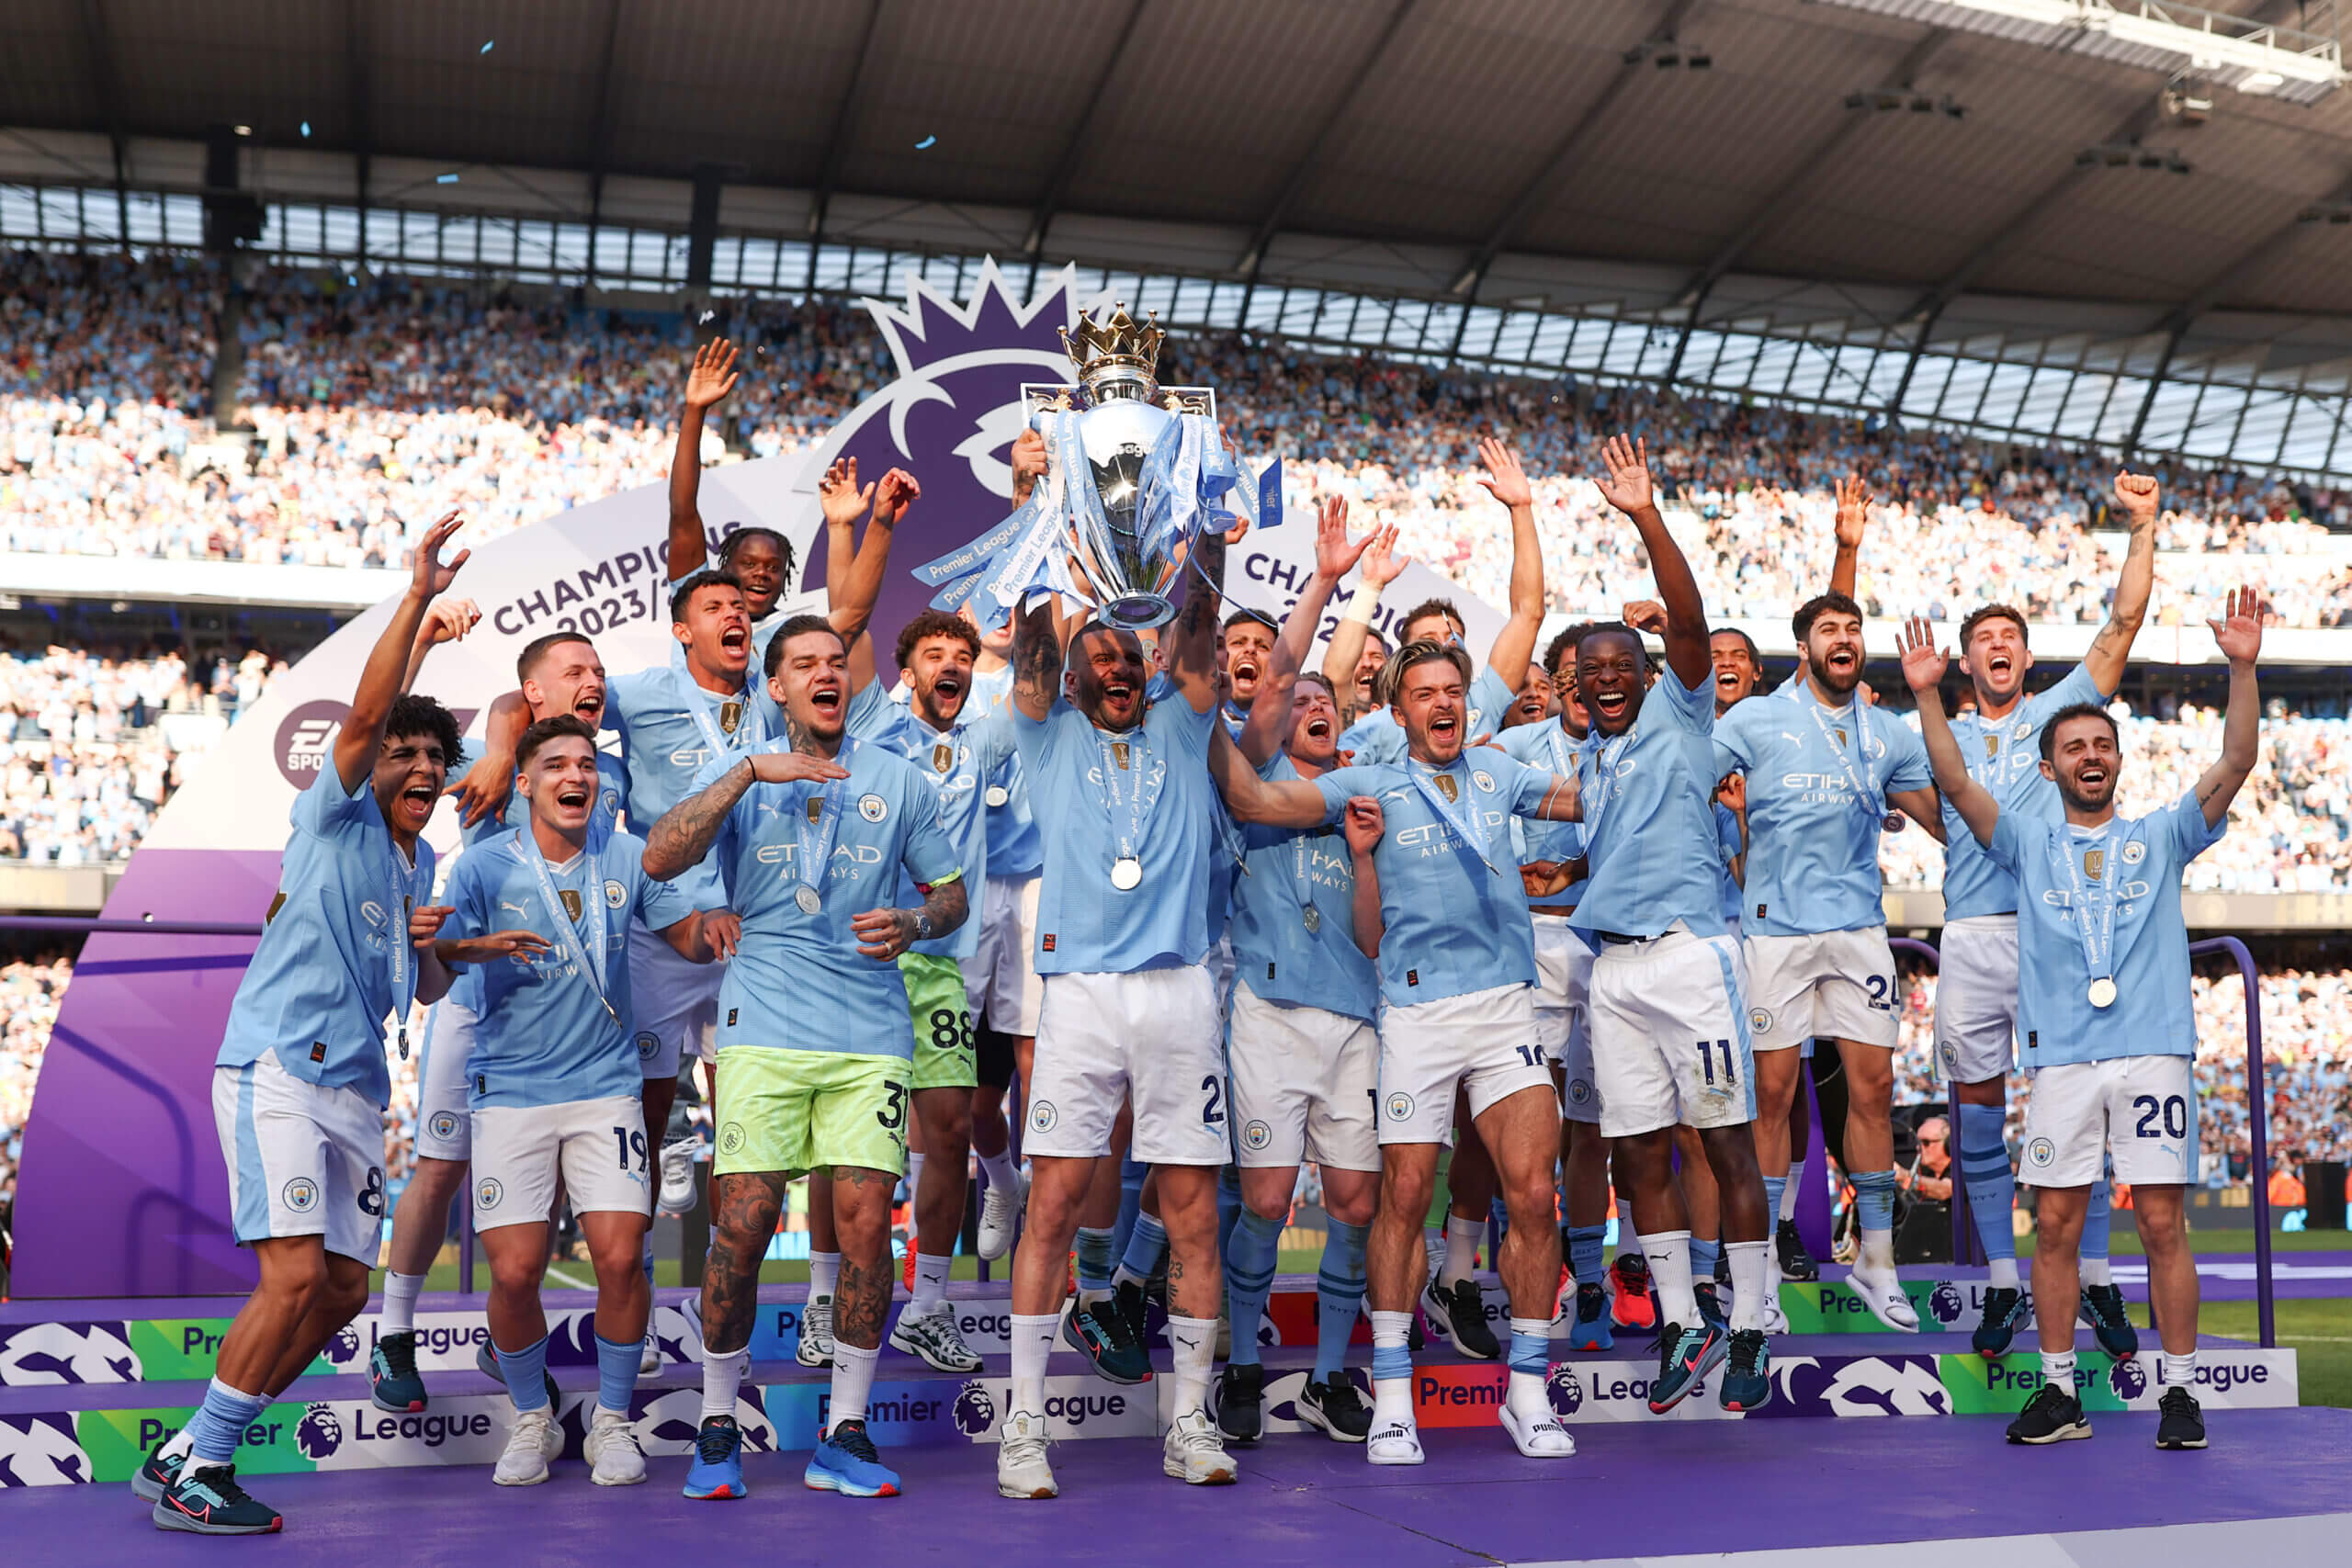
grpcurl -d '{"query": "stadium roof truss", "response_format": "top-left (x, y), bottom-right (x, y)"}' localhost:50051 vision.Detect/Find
top-left (9, 0), bottom-right (2352, 484)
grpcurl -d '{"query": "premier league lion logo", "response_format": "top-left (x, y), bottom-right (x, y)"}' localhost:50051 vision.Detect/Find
top-left (2108, 1357), bottom-right (2147, 1400)
top-left (296, 1403), bottom-right (343, 1461)
top-left (322, 1326), bottom-right (363, 1367)
top-left (1545, 1363), bottom-right (1584, 1417)
top-left (952, 1381), bottom-right (997, 1437)
top-left (1928, 1282), bottom-right (1967, 1326)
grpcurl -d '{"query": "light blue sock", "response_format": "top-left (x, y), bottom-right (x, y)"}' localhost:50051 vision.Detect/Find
top-left (187, 1377), bottom-right (267, 1467)
top-left (1111, 1155), bottom-right (1147, 1258)
top-left (1224, 1209), bottom-right (1283, 1369)
top-left (496, 1335), bottom-right (551, 1414)
top-left (1957, 1102), bottom-right (2018, 1269)
top-left (1114, 1210), bottom-right (1169, 1289)
top-left (1315, 1219), bottom-right (1369, 1382)
top-left (1689, 1236), bottom-right (1721, 1282)
top-left (1851, 1169), bottom-right (1897, 1234)
top-left (1074, 1225), bottom-right (1117, 1300)
top-left (642, 1233), bottom-right (656, 1291)
top-left (2082, 1177), bottom-right (2113, 1263)
top-left (1566, 1224), bottom-right (1606, 1289)
top-left (1761, 1175), bottom-right (1788, 1240)
top-left (594, 1334), bottom-right (638, 1415)
top-left (1509, 1324), bottom-right (1549, 1378)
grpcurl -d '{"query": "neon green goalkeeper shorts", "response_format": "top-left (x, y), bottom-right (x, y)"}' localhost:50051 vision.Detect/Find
top-left (709, 1045), bottom-right (908, 1179)
top-left (901, 952), bottom-right (978, 1093)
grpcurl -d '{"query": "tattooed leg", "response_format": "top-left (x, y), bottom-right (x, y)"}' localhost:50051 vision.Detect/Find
top-left (831, 1165), bottom-right (897, 1351)
top-left (700, 1171), bottom-right (787, 1355)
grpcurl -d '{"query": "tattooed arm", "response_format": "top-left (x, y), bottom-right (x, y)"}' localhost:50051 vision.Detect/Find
top-left (849, 874), bottom-right (970, 961)
top-left (1009, 596), bottom-right (1066, 724)
top-left (643, 761), bottom-right (754, 881)
top-left (1166, 527), bottom-right (1227, 715)
top-left (2085, 471), bottom-right (2160, 697)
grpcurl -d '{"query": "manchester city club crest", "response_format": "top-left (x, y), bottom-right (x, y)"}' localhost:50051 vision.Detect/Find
top-left (1029, 1100), bottom-right (1058, 1133)
top-left (1240, 1120), bottom-right (1273, 1152)
top-left (2027, 1137), bottom-right (2055, 1168)
top-left (281, 1177), bottom-right (319, 1213)
top-left (859, 793), bottom-right (888, 822)
top-left (476, 1178), bottom-right (503, 1209)
top-left (427, 1110), bottom-right (461, 1142)
top-left (1749, 1007), bottom-right (1772, 1035)
top-left (1471, 769), bottom-right (1496, 794)
top-left (1385, 1091), bottom-right (1415, 1122)
top-left (605, 879), bottom-right (628, 908)
top-left (718, 1122), bottom-right (747, 1156)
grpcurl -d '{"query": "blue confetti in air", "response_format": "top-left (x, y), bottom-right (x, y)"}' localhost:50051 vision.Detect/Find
top-left (480, 39), bottom-right (494, 54)
top-left (300, 120), bottom-right (311, 138)
top-left (436, 173), bottom-right (460, 185)
top-left (914, 134), bottom-right (936, 150)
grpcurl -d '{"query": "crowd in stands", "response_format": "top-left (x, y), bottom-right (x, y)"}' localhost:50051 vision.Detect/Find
top-left (0, 953), bottom-right (71, 1216)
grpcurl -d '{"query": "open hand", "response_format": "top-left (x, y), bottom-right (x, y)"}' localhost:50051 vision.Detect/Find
top-left (410, 512), bottom-right (469, 597)
top-left (748, 751), bottom-right (852, 786)
top-left (850, 907), bottom-right (919, 961)
top-left (686, 337), bottom-right (740, 410)
top-left (1359, 525), bottom-right (1409, 591)
top-left (819, 457), bottom-right (875, 528)
top-left (1834, 473), bottom-right (1869, 551)
top-left (1342, 795), bottom-right (1385, 856)
top-left (435, 929), bottom-right (551, 966)
top-left (1897, 615), bottom-right (1948, 694)
top-left (1476, 437), bottom-right (1532, 510)
top-left (874, 467), bottom-right (922, 525)
top-left (2206, 585), bottom-right (2265, 666)
top-left (1593, 434), bottom-right (1654, 516)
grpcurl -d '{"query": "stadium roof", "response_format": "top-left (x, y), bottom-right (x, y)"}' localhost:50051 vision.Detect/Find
top-left (7, 0), bottom-right (2352, 319)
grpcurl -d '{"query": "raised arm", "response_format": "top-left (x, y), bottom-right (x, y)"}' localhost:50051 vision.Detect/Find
top-left (1899, 616), bottom-right (1997, 846)
top-left (835, 466), bottom-right (920, 694)
top-left (449, 687), bottom-right (528, 827)
top-left (1320, 525), bottom-right (1407, 714)
top-left (1342, 794), bottom-right (1385, 960)
top-left (2195, 586), bottom-right (2264, 829)
top-left (1828, 473), bottom-right (1866, 601)
top-left (668, 337), bottom-right (739, 581)
top-left (1008, 596), bottom-right (1066, 724)
top-left (337, 512), bottom-right (468, 793)
top-left (1594, 435), bottom-right (1708, 691)
top-left (1165, 527), bottom-right (1227, 716)
top-left (400, 598), bottom-right (481, 694)
top-left (1238, 498), bottom-right (1380, 766)
top-left (1476, 437), bottom-right (1545, 682)
top-left (1208, 723), bottom-right (1331, 829)
top-left (2084, 471), bottom-right (2160, 696)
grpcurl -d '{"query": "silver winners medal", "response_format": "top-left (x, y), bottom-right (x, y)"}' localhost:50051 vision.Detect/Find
top-left (2086, 976), bottom-right (2118, 1009)
top-left (1302, 905), bottom-right (1321, 933)
top-left (985, 785), bottom-right (1010, 808)
top-left (796, 885), bottom-right (823, 915)
top-left (1111, 856), bottom-right (1143, 891)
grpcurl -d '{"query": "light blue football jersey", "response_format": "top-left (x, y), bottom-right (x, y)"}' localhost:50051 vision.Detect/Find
top-left (1335, 665), bottom-right (1517, 765)
top-left (445, 829), bottom-right (698, 1108)
top-left (1712, 683), bottom-right (1930, 937)
top-left (1939, 663), bottom-right (2105, 920)
top-left (217, 766), bottom-right (436, 1108)
top-left (1569, 665), bottom-right (1728, 943)
top-left (452, 750), bottom-right (630, 1013)
top-left (1716, 801), bottom-right (1745, 927)
top-left (605, 663), bottom-right (772, 905)
top-left (690, 739), bottom-right (961, 1058)
top-left (1311, 750), bottom-right (1554, 1008)
top-left (1989, 792), bottom-right (2225, 1069)
top-left (1016, 695), bottom-right (1223, 974)
top-left (964, 665), bottom-right (1042, 880)
top-left (1229, 752), bottom-right (1379, 1021)
top-left (850, 698), bottom-right (1016, 961)
top-left (1496, 719), bottom-right (1587, 910)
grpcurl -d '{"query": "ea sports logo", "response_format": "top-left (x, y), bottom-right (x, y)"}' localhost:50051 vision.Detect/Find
top-left (1240, 1120), bottom-right (1272, 1153)
top-left (718, 1122), bottom-right (746, 1156)
top-left (427, 1110), bottom-right (460, 1143)
top-left (1928, 1282), bottom-right (1966, 1325)
top-left (1545, 1362), bottom-right (1583, 1416)
top-left (1384, 1091), bottom-right (1414, 1122)
top-left (2109, 1358), bottom-right (2147, 1399)
top-left (281, 1177), bottom-right (320, 1213)
top-left (273, 700), bottom-right (350, 790)
top-left (1029, 1100), bottom-right (1058, 1134)
top-left (476, 1178), bottom-right (503, 1210)
top-left (2027, 1137), bottom-right (2055, 1168)
top-left (952, 1380), bottom-right (998, 1436)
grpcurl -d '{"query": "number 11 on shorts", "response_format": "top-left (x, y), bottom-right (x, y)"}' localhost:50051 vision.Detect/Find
top-left (1696, 1039), bottom-right (1734, 1086)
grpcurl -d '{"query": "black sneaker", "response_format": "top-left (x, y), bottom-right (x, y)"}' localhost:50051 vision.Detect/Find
top-left (1296, 1371), bottom-right (1373, 1442)
top-left (369, 1328), bottom-right (427, 1413)
top-left (1421, 1277), bottom-right (1500, 1360)
top-left (2006, 1382), bottom-right (2091, 1445)
top-left (1718, 1328), bottom-right (1771, 1413)
top-left (2155, 1385), bottom-right (2207, 1450)
top-left (1062, 1296), bottom-right (1153, 1385)
top-left (2080, 1284), bottom-right (2139, 1359)
top-left (1776, 1218), bottom-right (1819, 1282)
top-left (1692, 1280), bottom-right (1729, 1337)
top-left (1216, 1363), bottom-right (1263, 1445)
top-left (131, 1438), bottom-right (186, 1503)
top-left (153, 1463), bottom-right (283, 1534)
top-left (1114, 1278), bottom-right (1152, 1351)
top-left (1972, 1286), bottom-right (2030, 1358)
top-left (1712, 1246), bottom-right (1732, 1286)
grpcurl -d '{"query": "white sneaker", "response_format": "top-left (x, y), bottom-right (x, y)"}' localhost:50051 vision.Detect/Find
top-left (639, 1323), bottom-right (661, 1375)
top-left (657, 1139), bottom-right (699, 1216)
top-left (1761, 1289), bottom-right (1790, 1336)
top-left (797, 1296), bottom-right (836, 1369)
top-left (1760, 1246), bottom-right (1789, 1335)
top-left (977, 1173), bottom-right (1026, 1261)
top-left (584, 1408), bottom-right (647, 1486)
top-left (1161, 1409), bottom-right (1236, 1485)
top-left (1849, 1265), bottom-right (1919, 1333)
top-left (888, 1303), bottom-right (984, 1372)
top-left (492, 1407), bottom-right (561, 1486)
top-left (996, 1409), bottom-right (1057, 1499)
top-left (1367, 1415), bottom-right (1424, 1466)
top-left (1499, 1400), bottom-right (1577, 1458)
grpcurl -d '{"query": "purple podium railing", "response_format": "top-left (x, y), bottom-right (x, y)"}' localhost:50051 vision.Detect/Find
top-left (1893, 932), bottom-right (2276, 1348)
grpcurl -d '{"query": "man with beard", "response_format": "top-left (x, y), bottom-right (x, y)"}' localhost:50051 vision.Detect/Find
top-left (1936, 474), bottom-right (2160, 1359)
top-left (1323, 438), bottom-right (1546, 761)
top-left (1221, 608), bottom-right (1279, 735)
top-left (1902, 592), bottom-right (2259, 1452)
top-left (645, 617), bottom-right (967, 1502)
top-left (845, 609), bottom-right (1015, 1374)
top-left (1211, 635), bottom-right (1584, 1466)
top-left (1566, 437), bottom-right (1773, 1417)
top-left (993, 513), bottom-right (1237, 1498)
top-left (147, 514), bottom-right (469, 1535)
top-left (1712, 586), bottom-right (1943, 1334)
top-left (1215, 498), bottom-right (1387, 1446)
top-left (1505, 662), bottom-right (1555, 729)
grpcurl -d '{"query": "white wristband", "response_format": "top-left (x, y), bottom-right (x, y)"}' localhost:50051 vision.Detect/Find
top-left (1341, 585), bottom-right (1384, 626)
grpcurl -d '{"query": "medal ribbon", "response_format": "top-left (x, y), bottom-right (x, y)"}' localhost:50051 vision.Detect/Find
top-left (1574, 728), bottom-right (1632, 852)
top-left (1804, 693), bottom-right (1884, 819)
top-left (386, 840), bottom-right (420, 1057)
top-left (792, 739), bottom-right (859, 908)
top-left (514, 830), bottom-right (617, 1024)
top-left (2052, 825), bottom-right (2119, 992)
top-left (1407, 759), bottom-right (1498, 873)
top-left (1096, 726), bottom-right (1163, 871)
top-left (673, 665), bottom-right (758, 768)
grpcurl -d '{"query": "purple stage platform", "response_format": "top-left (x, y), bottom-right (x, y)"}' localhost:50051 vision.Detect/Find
top-left (12, 1410), bottom-right (2347, 1568)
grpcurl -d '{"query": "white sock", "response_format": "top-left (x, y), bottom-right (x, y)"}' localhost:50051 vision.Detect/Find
top-left (1779, 1166), bottom-right (1801, 1222)
top-left (2080, 1257), bottom-right (2112, 1286)
top-left (911, 1251), bottom-right (951, 1317)
top-left (1370, 1310), bottom-right (1415, 1427)
top-left (380, 1271), bottom-right (424, 1338)
top-left (1859, 1228), bottom-right (1894, 1273)
top-left (1615, 1194), bottom-right (1636, 1241)
top-left (159, 1427), bottom-right (196, 1462)
top-left (2162, 1348), bottom-right (2197, 1389)
top-left (1724, 1240), bottom-right (1769, 1332)
top-left (1167, 1314), bottom-right (1217, 1420)
top-left (700, 1346), bottom-right (749, 1421)
top-left (1505, 1317), bottom-right (1551, 1419)
top-left (809, 1250), bottom-right (841, 1302)
top-left (1010, 1312), bottom-right (1057, 1417)
top-left (1639, 1231), bottom-right (1699, 1326)
top-left (1439, 1213), bottom-right (1484, 1288)
top-left (2041, 1348), bottom-right (2076, 1388)
top-left (981, 1149), bottom-right (1019, 1194)
top-left (828, 1341), bottom-right (879, 1433)
top-left (1988, 1256), bottom-right (2021, 1290)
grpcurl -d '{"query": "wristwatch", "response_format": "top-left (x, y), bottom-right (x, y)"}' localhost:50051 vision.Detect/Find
top-left (911, 911), bottom-right (934, 943)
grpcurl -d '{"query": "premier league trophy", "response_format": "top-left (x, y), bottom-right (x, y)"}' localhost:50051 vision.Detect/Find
top-left (913, 301), bottom-right (1244, 631)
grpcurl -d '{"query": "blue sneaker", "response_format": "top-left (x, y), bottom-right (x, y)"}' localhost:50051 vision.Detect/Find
top-left (131, 1438), bottom-right (185, 1502)
top-left (1973, 1286), bottom-right (2030, 1359)
top-left (1692, 1281), bottom-right (1729, 1338)
top-left (1717, 1328), bottom-right (1771, 1413)
top-left (2081, 1284), bottom-right (2139, 1359)
top-left (683, 1416), bottom-right (747, 1500)
top-left (369, 1330), bottom-right (427, 1413)
top-left (805, 1419), bottom-right (901, 1497)
top-left (1646, 1322), bottom-right (1724, 1415)
top-left (1563, 1282), bottom-right (1614, 1352)
top-left (152, 1464), bottom-right (282, 1535)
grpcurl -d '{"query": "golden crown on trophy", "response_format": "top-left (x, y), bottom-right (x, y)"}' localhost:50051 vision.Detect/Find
top-left (1060, 302), bottom-right (1165, 383)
